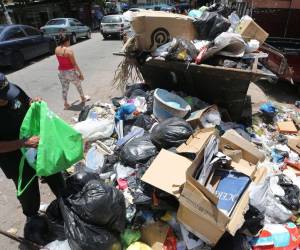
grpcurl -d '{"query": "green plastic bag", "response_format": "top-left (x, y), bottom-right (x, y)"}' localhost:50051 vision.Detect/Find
top-left (18, 101), bottom-right (84, 196)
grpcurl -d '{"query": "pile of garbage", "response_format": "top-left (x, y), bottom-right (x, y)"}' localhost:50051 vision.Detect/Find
top-left (40, 4), bottom-right (300, 250)
top-left (39, 78), bottom-right (300, 250)
top-left (119, 3), bottom-right (272, 73)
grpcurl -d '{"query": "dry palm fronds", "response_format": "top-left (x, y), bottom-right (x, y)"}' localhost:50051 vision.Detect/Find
top-left (112, 36), bottom-right (144, 91)
top-left (112, 57), bottom-right (143, 92)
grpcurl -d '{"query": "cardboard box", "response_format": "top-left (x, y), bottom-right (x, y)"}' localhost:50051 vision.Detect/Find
top-left (235, 17), bottom-right (269, 45)
top-left (288, 137), bottom-right (300, 155)
top-left (186, 105), bottom-right (219, 130)
top-left (142, 129), bottom-right (266, 246)
top-left (131, 11), bottom-right (197, 51)
top-left (141, 221), bottom-right (169, 250)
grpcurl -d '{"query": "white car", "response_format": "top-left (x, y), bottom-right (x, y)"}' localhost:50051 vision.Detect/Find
top-left (100, 15), bottom-right (130, 39)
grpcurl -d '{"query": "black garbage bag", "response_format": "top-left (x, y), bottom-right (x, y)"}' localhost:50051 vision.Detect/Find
top-left (240, 205), bottom-right (264, 236)
top-left (151, 117), bottom-right (193, 149)
top-left (78, 105), bottom-right (93, 122)
top-left (146, 90), bottom-right (154, 114)
top-left (60, 199), bottom-right (121, 250)
top-left (65, 170), bottom-right (100, 195)
top-left (277, 174), bottom-right (300, 211)
top-left (66, 180), bottom-right (126, 233)
top-left (120, 135), bottom-right (158, 166)
top-left (46, 199), bottom-right (66, 240)
top-left (24, 214), bottom-right (50, 246)
top-left (125, 84), bottom-right (150, 98)
top-left (129, 89), bottom-right (148, 99)
top-left (133, 114), bottom-right (156, 131)
top-left (193, 11), bottom-right (231, 41)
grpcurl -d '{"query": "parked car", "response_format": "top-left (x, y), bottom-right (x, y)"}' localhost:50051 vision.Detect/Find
top-left (0, 24), bottom-right (56, 69)
top-left (40, 18), bottom-right (91, 44)
top-left (100, 15), bottom-right (130, 39)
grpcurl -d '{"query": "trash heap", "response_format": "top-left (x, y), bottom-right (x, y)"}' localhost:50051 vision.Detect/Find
top-left (44, 4), bottom-right (300, 250)
top-left (42, 78), bottom-right (300, 250)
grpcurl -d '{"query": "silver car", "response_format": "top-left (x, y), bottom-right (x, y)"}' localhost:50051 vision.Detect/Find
top-left (40, 18), bottom-right (91, 44)
top-left (100, 15), bottom-right (130, 39)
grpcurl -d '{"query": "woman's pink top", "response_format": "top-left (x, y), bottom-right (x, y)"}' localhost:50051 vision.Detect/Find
top-left (56, 55), bottom-right (74, 71)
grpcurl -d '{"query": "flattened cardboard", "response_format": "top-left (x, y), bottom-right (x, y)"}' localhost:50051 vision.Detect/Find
top-left (231, 159), bottom-right (257, 179)
top-left (186, 105), bottom-right (219, 130)
top-left (177, 128), bottom-right (215, 154)
top-left (220, 129), bottom-right (265, 164)
top-left (131, 11), bottom-right (197, 51)
top-left (141, 221), bottom-right (169, 250)
top-left (141, 149), bottom-right (191, 198)
top-left (277, 121), bottom-right (298, 134)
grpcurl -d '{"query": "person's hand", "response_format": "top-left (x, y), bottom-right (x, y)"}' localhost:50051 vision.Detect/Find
top-left (30, 96), bottom-right (42, 105)
top-left (23, 136), bottom-right (40, 148)
top-left (79, 73), bottom-right (84, 81)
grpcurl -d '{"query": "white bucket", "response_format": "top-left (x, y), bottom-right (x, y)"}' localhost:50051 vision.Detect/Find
top-left (153, 88), bottom-right (191, 122)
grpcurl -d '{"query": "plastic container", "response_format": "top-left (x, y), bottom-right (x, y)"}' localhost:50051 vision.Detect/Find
top-left (153, 88), bottom-right (191, 121)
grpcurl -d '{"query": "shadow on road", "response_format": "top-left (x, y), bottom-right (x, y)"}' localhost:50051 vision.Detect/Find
top-left (254, 79), bottom-right (299, 104)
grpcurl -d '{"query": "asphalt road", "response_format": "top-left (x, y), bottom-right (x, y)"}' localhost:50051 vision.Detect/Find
top-left (0, 33), bottom-right (299, 249)
top-left (0, 33), bottom-right (123, 249)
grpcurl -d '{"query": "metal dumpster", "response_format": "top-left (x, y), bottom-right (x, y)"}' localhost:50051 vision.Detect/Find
top-left (138, 58), bottom-right (268, 122)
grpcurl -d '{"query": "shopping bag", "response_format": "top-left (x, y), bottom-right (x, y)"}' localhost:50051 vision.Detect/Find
top-left (18, 101), bottom-right (83, 196)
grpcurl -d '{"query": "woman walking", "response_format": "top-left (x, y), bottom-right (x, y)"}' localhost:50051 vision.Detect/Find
top-left (55, 34), bottom-right (90, 109)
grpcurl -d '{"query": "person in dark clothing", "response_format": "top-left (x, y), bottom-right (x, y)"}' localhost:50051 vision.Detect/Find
top-left (0, 73), bottom-right (65, 222)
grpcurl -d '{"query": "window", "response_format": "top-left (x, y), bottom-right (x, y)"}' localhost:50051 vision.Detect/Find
top-left (23, 27), bottom-right (40, 36)
top-left (5, 27), bottom-right (26, 40)
top-left (73, 19), bottom-right (83, 26)
top-left (101, 16), bottom-right (122, 23)
top-left (46, 19), bottom-right (66, 25)
top-left (69, 21), bottom-right (76, 27)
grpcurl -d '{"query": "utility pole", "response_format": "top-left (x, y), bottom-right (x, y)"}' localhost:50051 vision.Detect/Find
top-left (0, 0), bottom-right (13, 24)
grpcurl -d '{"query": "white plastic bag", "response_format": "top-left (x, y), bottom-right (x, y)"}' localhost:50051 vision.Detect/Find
top-left (245, 39), bottom-right (260, 53)
top-left (85, 145), bottom-right (105, 173)
top-left (249, 175), bottom-right (292, 224)
top-left (43, 240), bottom-right (71, 250)
top-left (74, 118), bottom-right (114, 141)
top-left (228, 12), bottom-right (240, 32)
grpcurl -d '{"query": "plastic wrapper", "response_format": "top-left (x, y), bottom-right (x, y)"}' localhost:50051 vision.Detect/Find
top-left (150, 117), bottom-right (193, 149)
top-left (43, 240), bottom-right (71, 250)
top-left (120, 135), bottom-right (158, 166)
top-left (193, 11), bottom-right (231, 41)
top-left (60, 199), bottom-right (121, 250)
top-left (74, 118), bottom-right (114, 141)
top-left (166, 38), bottom-right (198, 62)
top-left (249, 175), bottom-right (292, 224)
top-left (66, 180), bottom-right (126, 233)
top-left (153, 38), bottom-right (198, 62)
top-left (85, 145), bottom-right (105, 173)
top-left (204, 32), bottom-right (246, 59)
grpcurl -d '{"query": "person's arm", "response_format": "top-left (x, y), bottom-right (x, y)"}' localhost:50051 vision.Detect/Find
top-left (0, 136), bottom-right (39, 153)
top-left (68, 50), bottom-right (84, 80)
